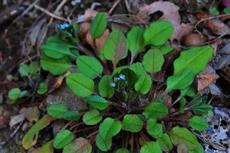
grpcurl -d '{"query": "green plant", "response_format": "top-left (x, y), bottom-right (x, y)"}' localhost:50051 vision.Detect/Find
top-left (11, 12), bottom-right (213, 152)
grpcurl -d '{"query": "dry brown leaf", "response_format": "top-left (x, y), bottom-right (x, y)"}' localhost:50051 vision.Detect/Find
top-left (83, 9), bottom-right (98, 21)
top-left (206, 19), bottom-right (230, 36)
top-left (95, 29), bottom-right (110, 52)
top-left (20, 107), bottom-right (40, 123)
top-left (197, 66), bottom-right (219, 92)
top-left (9, 114), bottom-right (25, 127)
top-left (138, 1), bottom-right (192, 40)
top-left (182, 33), bottom-right (207, 47)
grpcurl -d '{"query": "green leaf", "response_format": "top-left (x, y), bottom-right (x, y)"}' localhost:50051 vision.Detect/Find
top-left (41, 41), bottom-right (76, 59)
top-left (157, 133), bottom-right (173, 152)
top-left (135, 74), bottom-right (152, 94)
top-left (62, 111), bottom-right (80, 121)
top-left (179, 97), bottom-right (186, 113)
top-left (63, 137), bottom-right (92, 153)
top-left (47, 103), bottom-right (68, 119)
top-left (159, 44), bottom-right (174, 55)
top-left (142, 49), bottom-right (164, 74)
top-left (209, 7), bottom-right (219, 16)
top-left (169, 126), bottom-right (199, 150)
top-left (146, 119), bottom-right (163, 138)
top-left (53, 129), bottom-right (74, 149)
top-left (166, 69), bottom-right (195, 92)
top-left (98, 75), bottom-right (114, 98)
top-left (98, 117), bottom-right (122, 139)
top-left (22, 115), bottom-right (54, 149)
top-left (189, 96), bottom-right (213, 115)
top-left (144, 20), bottom-right (173, 46)
top-left (224, 7), bottom-right (230, 14)
top-left (8, 88), bottom-right (22, 101)
top-left (101, 28), bottom-right (128, 66)
top-left (96, 134), bottom-right (112, 151)
top-left (29, 62), bottom-right (40, 75)
top-left (188, 116), bottom-right (208, 131)
top-left (83, 109), bottom-right (102, 125)
top-left (86, 95), bottom-right (109, 110)
top-left (144, 100), bottom-right (168, 119)
top-left (19, 64), bottom-right (30, 77)
top-left (32, 140), bottom-right (54, 153)
top-left (173, 46), bottom-right (213, 75)
top-left (189, 143), bottom-right (204, 153)
top-left (90, 12), bottom-right (107, 39)
top-left (130, 62), bottom-right (146, 77)
top-left (127, 26), bottom-right (144, 55)
top-left (37, 82), bottom-right (48, 95)
top-left (140, 141), bottom-right (162, 153)
top-left (180, 87), bottom-right (196, 98)
top-left (116, 148), bottom-right (129, 153)
top-left (76, 56), bottom-right (103, 79)
top-left (66, 73), bottom-right (94, 97)
top-left (40, 55), bottom-right (71, 75)
top-left (122, 114), bottom-right (144, 133)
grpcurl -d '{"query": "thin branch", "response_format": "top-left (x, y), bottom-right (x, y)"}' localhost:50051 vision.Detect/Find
top-left (33, 4), bottom-right (68, 21)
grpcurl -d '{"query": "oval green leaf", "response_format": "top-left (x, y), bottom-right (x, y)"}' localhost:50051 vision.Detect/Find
top-left (98, 75), bottom-right (114, 98)
top-left (76, 55), bottom-right (103, 79)
top-left (144, 100), bottom-right (168, 119)
top-left (37, 82), bottom-right (48, 95)
top-left (40, 55), bottom-right (71, 75)
top-left (142, 49), bottom-right (164, 74)
top-left (53, 129), bottom-right (74, 149)
top-left (47, 103), bottom-right (68, 119)
top-left (66, 73), bottom-right (94, 97)
top-left (122, 114), bottom-right (144, 133)
top-left (127, 26), bottom-right (144, 55)
top-left (140, 141), bottom-right (162, 153)
top-left (173, 46), bottom-right (213, 75)
top-left (166, 69), bottom-right (195, 92)
top-left (83, 109), bottom-right (102, 125)
top-left (146, 119), bottom-right (163, 138)
top-left (90, 12), bottom-right (107, 39)
top-left (135, 74), bottom-right (152, 94)
top-left (144, 20), bottom-right (173, 46)
top-left (116, 148), bottom-right (129, 153)
top-left (86, 95), bottom-right (109, 110)
top-left (188, 116), bottom-right (208, 131)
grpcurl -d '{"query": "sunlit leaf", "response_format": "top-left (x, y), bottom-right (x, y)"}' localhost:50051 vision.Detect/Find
top-left (122, 114), bottom-right (144, 133)
top-left (101, 28), bottom-right (128, 66)
top-left (53, 129), bottom-right (74, 149)
top-left (188, 116), bottom-right (208, 131)
top-left (173, 46), bottom-right (213, 75)
top-left (144, 100), bottom-right (168, 119)
top-left (135, 74), bottom-right (152, 94)
top-left (90, 12), bottom-right (107, 39)
top-left (166, 69), bottom-right (195, 92)
top-left (66, 73), bottom-right (94, 97)
top-left (142, 49), bottom-right (164, 74)
top-left (40, 55), bottom-right (71, 75)
top-left (86, 95), bottom-right (109, 111)
top-left (146, 119), bottom-right (163, 138)
top-left (76, 56), bottom-right (103, 79)
top-left (140, 141), bottom-right (162, 153)
top-left (144, 20), bottom-right (173, 46)
top-left (98, 75), bottom-right (114, 98)
top-left (83, 109), bottom-right (102, 125)
top-left (127, 26), bottom-right (144, 55)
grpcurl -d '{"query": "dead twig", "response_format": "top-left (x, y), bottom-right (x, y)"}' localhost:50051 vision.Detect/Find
top-left (34, 4), bottom-right (67, 21)
top-left (109, 0), bottom-right (122, 15)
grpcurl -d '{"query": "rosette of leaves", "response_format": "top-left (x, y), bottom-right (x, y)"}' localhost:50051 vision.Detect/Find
top-left (20, 12), bottom-right (214, 153)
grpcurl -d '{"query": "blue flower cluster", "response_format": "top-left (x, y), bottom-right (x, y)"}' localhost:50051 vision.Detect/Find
top-left (56, 22), bottom-right (70, 30)
top-left (110, 74), bottom-right (127, 88)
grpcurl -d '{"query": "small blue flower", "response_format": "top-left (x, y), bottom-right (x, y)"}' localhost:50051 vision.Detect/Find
top-left (57, 22), bottom-right (70, 30)
top-left (118, 74), bottom-right (126, 81)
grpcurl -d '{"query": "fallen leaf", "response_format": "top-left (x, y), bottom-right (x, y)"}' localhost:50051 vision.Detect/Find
top-left (138, 1), bottom-right (192, 40)
top-left (20, 107), bottom-right (40, 123)
top-left (95, 29), bottom-right (110, 52)
top-left (9, 114), bottom-right (25, 127)
top-left (197, 66), bottom-right (219, 91)
top-left (206, 19), bottom-right (230, 36)
top-left (182, 33), bottom-right (207, 47)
